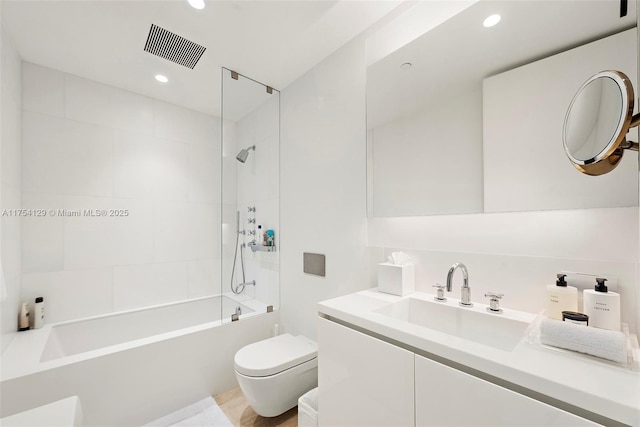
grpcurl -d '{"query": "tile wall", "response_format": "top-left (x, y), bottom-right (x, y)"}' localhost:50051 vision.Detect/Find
top-left (20, 62), bottom-right (221, 322)
top-left (1, 23), bottom-right (22, 351)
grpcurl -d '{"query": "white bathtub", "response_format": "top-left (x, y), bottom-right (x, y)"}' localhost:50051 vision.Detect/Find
top-left (41, 296), bottom-right (254, 362)
top-left (0, 295), bottom-right (277, 426)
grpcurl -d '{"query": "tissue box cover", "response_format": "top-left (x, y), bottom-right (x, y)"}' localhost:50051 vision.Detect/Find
top-left (378, 263), bottom-right (415, 296)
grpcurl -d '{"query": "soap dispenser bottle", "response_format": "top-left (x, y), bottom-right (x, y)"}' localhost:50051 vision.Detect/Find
top-left (18, 302), bottom-right (30, 331)
top-left (584, 278), bottom-right (620, 331)
top-left (33, 297), bottom-right (44, 329)
top-left (546, 273), bottom-right (578, 320)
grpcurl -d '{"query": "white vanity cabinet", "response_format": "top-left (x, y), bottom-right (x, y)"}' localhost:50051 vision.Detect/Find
top-left (318, 316), bottom-right (600, 426)
top-left (414, 354), bottom-right (598, 426)
top-left (317, 317), bottom-right (415, 427)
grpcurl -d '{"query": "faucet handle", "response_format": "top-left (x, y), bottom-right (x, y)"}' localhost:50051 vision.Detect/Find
top-left (484, 292), bottom-right (504, 313)
top-left (433, 284), bottom-right (447, 302)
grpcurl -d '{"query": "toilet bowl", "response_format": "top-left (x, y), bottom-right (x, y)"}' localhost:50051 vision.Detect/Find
top-left (234, 333), bottom-right (318, 417)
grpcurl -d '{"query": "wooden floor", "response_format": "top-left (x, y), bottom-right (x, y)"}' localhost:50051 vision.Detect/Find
top-left (214, 387), bottom-right (298, 427)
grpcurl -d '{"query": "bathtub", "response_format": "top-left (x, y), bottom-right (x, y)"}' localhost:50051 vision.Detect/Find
top-left (0, 295), bottom-right (278, 426)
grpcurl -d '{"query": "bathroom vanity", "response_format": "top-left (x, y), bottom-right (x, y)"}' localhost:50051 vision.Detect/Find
top-left (317, 290), bottom-right (639, 426)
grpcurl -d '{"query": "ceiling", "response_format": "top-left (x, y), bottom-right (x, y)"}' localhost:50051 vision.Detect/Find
top-left (1, 0), bottom-right (402, 117)
top-left (367, 0), bottom-right (638, 128)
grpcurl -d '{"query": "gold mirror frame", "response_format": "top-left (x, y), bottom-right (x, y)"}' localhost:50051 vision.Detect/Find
top-left (563, 70), bottom-right (639, 176)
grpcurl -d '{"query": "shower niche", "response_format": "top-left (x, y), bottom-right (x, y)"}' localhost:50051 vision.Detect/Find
top-left (221, 68), bottom-right (280, 316)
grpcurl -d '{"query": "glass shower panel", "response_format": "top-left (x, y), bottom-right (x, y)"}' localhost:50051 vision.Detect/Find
top-left (221, 68), bottom-right (280, 321)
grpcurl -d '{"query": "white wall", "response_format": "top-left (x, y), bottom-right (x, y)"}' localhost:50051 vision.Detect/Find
top-left (368, 207), bottom-right (639, 333)
top-left (484, 29), bottom-right (638, 212)
top-left (280, 38), bottom-right (370, 341)
top-left (366, 0), bottom-right (477, 67)
top-left (20, 63), bottom-right (221, 323)
top-left (370, 87), bottom-right (483, 216)
top-left (0, 22), bottom-right (22, 352)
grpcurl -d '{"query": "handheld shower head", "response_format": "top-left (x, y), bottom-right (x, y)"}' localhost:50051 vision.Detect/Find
top-left (236, 145), bottom-right (255, 163)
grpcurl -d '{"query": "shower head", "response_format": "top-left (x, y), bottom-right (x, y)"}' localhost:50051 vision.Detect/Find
top-left (236, 145), bottom-right (255, 163)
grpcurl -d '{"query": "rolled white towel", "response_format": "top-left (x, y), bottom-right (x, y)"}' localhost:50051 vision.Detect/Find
top-left (540, 318), bottom-right (627, 364)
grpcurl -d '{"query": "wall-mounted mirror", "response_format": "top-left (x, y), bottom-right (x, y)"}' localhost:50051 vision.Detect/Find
top-left (367, 0), bottom-right (638, 217)
top-left (563, 70), bottom-right (640, 176)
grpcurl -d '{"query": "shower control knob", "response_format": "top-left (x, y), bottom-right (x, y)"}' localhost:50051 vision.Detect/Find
top-left (248, 230), bottom-right (256, 235)
top-left (248, 207), bottom-right (256, 213)
top-left (248, 218), bottom-right (256, 224)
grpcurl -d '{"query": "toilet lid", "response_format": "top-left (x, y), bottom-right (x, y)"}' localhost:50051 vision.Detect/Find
top-left (234, 333), bottom-right (318, 377)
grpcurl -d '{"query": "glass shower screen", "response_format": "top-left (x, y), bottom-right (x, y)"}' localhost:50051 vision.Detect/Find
top-left (221, 68), bottom-right (280, 321)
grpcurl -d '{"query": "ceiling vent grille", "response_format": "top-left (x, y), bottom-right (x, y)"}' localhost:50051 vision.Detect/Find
top-left (143, 24), bottom-right (206, 69)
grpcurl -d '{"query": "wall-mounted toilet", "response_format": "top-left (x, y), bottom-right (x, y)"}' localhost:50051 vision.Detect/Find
top-left (234, 333), bottom-right (318, 417)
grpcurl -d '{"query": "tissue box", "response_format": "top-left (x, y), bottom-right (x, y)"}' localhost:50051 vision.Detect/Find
top-left (378, 263), bottom-right (415, 296)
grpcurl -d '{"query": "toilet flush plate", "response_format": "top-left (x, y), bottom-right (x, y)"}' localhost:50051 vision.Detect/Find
top-left (304, 253), bottom-right (326, 277)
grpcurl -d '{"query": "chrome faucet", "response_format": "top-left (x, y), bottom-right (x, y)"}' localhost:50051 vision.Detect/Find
top-left (446, 262), bottom-right (473, 307)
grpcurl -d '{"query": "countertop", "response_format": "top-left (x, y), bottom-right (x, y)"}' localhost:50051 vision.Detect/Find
top-left (318, 289), bottom-right (640, 426)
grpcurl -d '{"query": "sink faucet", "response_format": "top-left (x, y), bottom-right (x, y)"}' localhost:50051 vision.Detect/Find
top-left (446, 262), bottom-right (473, 307)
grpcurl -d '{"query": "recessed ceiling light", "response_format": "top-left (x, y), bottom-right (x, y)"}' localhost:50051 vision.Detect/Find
top-left (400, 62), bottom-right (412, 71)
top-left (188, 0), bottom-right (205, 10)
top-left (155, 74), bottom-right (169, 83)
top-left (483, 14), bottom-right (501, 28)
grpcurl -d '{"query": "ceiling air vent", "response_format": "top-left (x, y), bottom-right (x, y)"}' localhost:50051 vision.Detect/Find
top-left (143, 24), bottom-right (206, 69)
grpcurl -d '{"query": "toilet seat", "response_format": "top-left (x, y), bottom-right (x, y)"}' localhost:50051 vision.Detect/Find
top-left (234, 333), bottom-right (317, 377)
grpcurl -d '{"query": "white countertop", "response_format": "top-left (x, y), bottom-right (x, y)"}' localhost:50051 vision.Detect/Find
top-left (318, 289), bottom-right (640, 426)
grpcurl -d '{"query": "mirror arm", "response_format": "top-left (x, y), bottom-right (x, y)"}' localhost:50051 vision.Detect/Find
top-left (621, 139), bottom-right (639, 151)
top-left (630, 113), bottom-right (640, 128)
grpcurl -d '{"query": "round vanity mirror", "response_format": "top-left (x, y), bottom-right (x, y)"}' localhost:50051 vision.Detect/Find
top-left (563, 70), bottom-right (639, 176)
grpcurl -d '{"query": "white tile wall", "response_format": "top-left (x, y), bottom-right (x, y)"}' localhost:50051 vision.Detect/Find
top-left (22, 63), bottom-right (64, 117)
top-left (188, 259), bottom-right (220, 298)
top-left (21, 193), bottom-right (64, 273)
top-left (1, 90), bottom-right (21, 190)
top-left (113, 262), bottom-right (189, 311)
top-left (113, 131), bottom-right (161, 199)
top-left (1, 24), bottom-right (22, 352)
top-left (65, 74), bottom-right (154, 134)
top-left (154, 200), bottom-right (218, 263)
top-left (221, 120), bottom-right (238, 206)
top-left (188, 142), bottom-right (220, 203)
top-left (62, 120), bottom-right (115, 197)
top-left (63, 196), bottom-right (154, 270)
top-left (21, 112), bottom-right (66, 194)
top-left (154, 100), bottom-right (219, 146)
top-left (20, 63), bottom-right (222, 322)
top-left (22, 268), bottom-right (114, 323)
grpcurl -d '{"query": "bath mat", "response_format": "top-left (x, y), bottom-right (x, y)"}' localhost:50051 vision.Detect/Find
top-left (143, 396), bottom-right (234, 427)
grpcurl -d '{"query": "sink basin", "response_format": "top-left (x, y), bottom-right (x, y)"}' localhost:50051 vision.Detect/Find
top-left (374, 297), bottom-right (531, 351)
